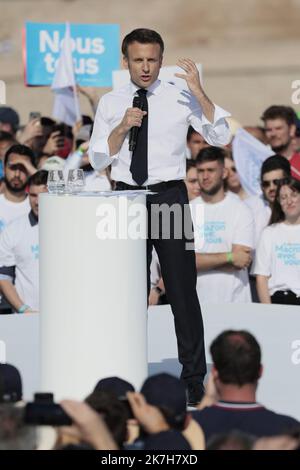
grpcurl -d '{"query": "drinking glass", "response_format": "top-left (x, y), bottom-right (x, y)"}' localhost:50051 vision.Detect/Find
top-left (47, 170), bottom-right (65, 194)
top-left (67, 169), bottom-right (85, 193)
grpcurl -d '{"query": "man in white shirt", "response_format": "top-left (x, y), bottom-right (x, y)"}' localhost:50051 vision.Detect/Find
top-left (191, 147), bottom-right (254, 303)
top-left (0, 170), bottom-right (48, 313)
top-left (89, 28), bottom-right (231, 406)
top-left (0, 144), bottom-right (37, 232)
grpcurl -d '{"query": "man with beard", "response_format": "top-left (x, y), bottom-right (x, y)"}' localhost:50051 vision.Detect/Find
top-left (261, 106), bottom-right (300, 180)
top-left (0, 145), bottom-right (36, 232)
top-left (0, 170), bottom-right (47, 313)
top-left (190, 147), bottom-right (254, 303)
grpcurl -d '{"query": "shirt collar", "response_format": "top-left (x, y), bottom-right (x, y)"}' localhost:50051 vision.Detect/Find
top-left (215, 400), bottom-right (263, 410)
top-left (28, 210), bottom-right (38, 227)
top-left (129, 79), bottom-right (162, 96)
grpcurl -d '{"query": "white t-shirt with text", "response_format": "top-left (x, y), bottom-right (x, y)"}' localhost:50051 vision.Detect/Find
top-left (190, 192), bottom-right (254, 303)
top-left (253, 222), bottom-right (300, 296)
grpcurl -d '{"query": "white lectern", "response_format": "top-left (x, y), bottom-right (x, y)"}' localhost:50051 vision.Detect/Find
top-left (39, 192), bottom-right (148, 399)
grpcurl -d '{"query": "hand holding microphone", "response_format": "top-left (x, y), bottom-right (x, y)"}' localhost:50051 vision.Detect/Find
top-left (107, 96), bottom-right (147, 158)
top-left (118, 95), bottom-right (147, 151)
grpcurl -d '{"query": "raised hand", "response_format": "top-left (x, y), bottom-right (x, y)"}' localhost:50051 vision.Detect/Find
top-left (175, 58), bottom-right (203, 95)
top-left (127, 392), bottom-right (169, 434)
top-left (19, 118), bottom-right (43, 145)
top-left (43, 131), bottom-right (63, 155)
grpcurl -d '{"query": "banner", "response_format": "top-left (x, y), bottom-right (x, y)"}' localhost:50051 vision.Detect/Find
top-left (24, 22), bottom-right (119, 87)
top-left (232, 128), bottom-right (273, 196)
top-left (52, 23), bottom-right (81, 126)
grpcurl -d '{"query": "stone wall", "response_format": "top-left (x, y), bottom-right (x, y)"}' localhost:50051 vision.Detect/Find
top-left (1, 0), bottom-right (300, 124)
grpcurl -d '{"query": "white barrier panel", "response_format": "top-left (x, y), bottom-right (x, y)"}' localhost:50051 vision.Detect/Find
top-left (0, 314), bottom-right (39, 399)
top-left (0, 302), bottom-right (299, 420)
top-left (39, 193), bottom-right (148, 399)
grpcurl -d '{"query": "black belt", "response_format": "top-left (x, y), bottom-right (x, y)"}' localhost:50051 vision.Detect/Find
top-left (115, 180), bottom-right (183, 193)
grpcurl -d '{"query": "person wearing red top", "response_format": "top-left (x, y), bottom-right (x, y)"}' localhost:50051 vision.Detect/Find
top-left (261, 105), bottom-right (300, 180)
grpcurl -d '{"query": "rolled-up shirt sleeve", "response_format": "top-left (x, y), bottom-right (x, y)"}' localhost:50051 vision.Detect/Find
top-left (88, 97), bottom-right (119, 171)
top-left (189, 103), bottom-right (231, 146)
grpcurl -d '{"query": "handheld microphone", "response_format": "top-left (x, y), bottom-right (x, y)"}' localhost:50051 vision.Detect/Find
top-left (129, 95), bottom-right (143, 152)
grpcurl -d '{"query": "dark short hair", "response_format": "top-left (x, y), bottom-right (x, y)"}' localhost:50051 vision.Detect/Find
top-left (53, 123), bottom-right (73, 140)
top-left (122, 28), bottom-right (164, 58)
top-left (186, 159), bottom-right (196, 172)
top-left (261, 154), bottom-right (291, 181)
top-left (196, 146), bottom-right (225, 165)
top-left (85, 391), bottom-right (128, 447)
top-left (187, 126), bottom-right (199, 142)
top-left (40, 117), bottom-right (56, 128)
top-left (261, 106), bottom-right (297, 127)
top-left (206, 431), bottom-right (256, 450)
top-left (28, 170), bottom-right (48, 187)
top-left (4, 144), bottom-right (36, 168)
top-left (270, 177), bottom-right (300, 224)
top-left (210, 330), bottom-right (261, 386)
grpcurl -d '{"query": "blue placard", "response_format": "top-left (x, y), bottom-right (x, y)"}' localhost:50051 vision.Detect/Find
top-left (24, 22), bottom-right (120, 87)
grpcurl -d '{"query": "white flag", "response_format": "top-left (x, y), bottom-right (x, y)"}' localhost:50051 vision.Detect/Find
top-left (232, 128), bottom-right (273, 196)
top-left (52, 22), bottom-right (80, 126)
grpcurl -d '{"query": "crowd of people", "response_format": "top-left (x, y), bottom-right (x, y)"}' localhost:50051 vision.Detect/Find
top-left (153, 105), bottom-right (300, 306)
top-left (0, 81), bottom-right (300, 450)
top-left (0, 329), bottom-right (299, 450)
top-left (0, 101), bottom-right (300, 313)
top-left (1, 101), bottom-right (300, 312)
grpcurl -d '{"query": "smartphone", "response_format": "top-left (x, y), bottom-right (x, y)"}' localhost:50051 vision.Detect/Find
top-left (29, 112), bottom-right (41, 121)
top-left (24, 392), bottom-right (72, 426)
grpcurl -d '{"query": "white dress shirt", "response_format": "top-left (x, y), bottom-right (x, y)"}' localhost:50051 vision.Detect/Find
top-left (84, 171), bottom-right (111, 191)
top-left (89, 80), bottom-right (231, 185)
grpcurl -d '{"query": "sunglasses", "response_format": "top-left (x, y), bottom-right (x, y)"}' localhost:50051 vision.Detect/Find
top-left (261, 178), bottom-right (288, 189)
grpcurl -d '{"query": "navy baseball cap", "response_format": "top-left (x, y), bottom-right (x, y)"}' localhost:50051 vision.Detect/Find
top-left (93, 376), bottom-right (135, 398)
top-left (141, 373), bottom-right (187, 418)
top-left (0, 363), bottom-right (22, 402)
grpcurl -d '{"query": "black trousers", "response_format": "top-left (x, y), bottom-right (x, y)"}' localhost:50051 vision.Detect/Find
top-left (271, 290), bottom-right (300, 305)
top-left (116, 181), bottom-right (207, 383)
